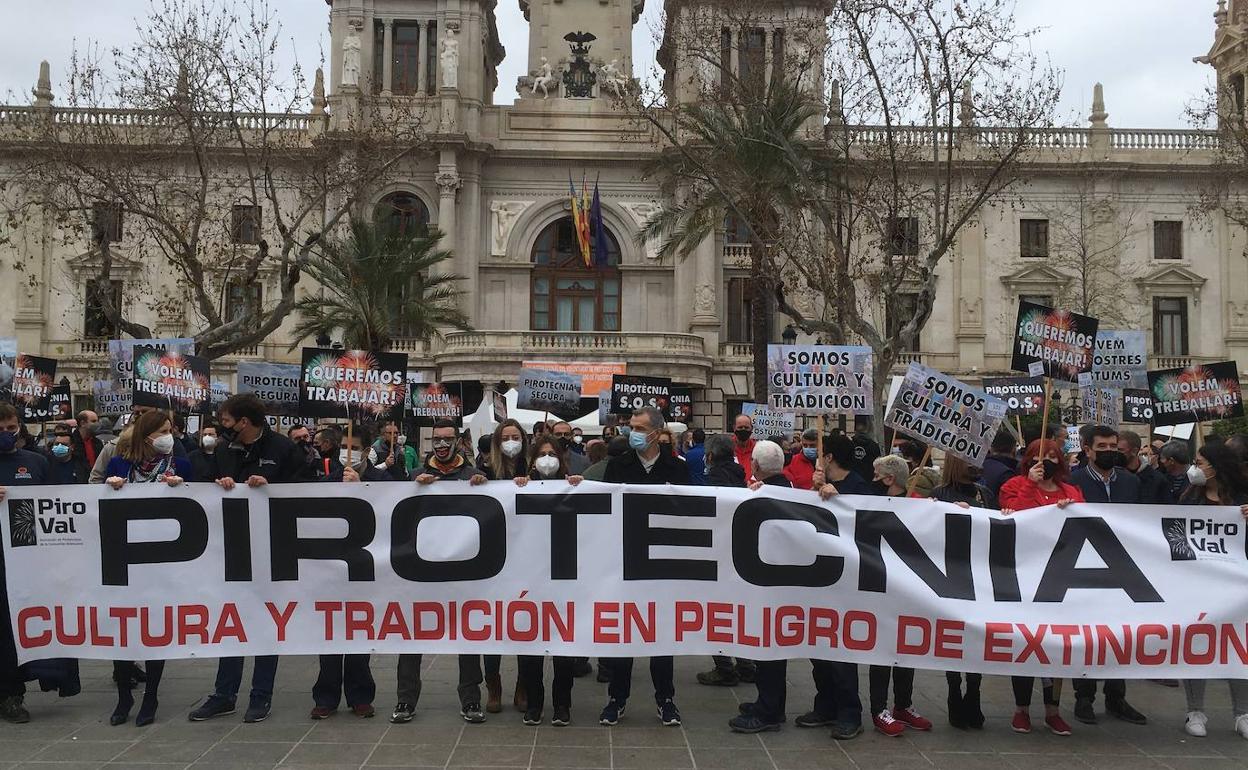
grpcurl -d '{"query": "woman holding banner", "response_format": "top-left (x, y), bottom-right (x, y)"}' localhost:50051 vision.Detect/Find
top-left (101, 410), bottom-right (191, 727)
top-left (469, 419), bottom-right (530, 713)
top-left (998, 439), bottom-right (1081, 736)
top-left (512, 433), bottom-right (584, 726)
top-left (1179, 443), bottom-right (1248, 739)
top-left (926, 456), bottom-right (997, 730)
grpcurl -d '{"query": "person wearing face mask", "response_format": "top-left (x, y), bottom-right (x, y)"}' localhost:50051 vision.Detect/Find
top-left (188, 423), bottom-right (221, 483)
top-left (601, 407), bottom-right (690, 728)
top-left (44, 425), bottom-right (80, 484)
top-left (584, 436), bottom-right (628, 481)
top-left (783, 428), bottom-right (821, 490)
top-left (368, 420), bottom-right (416, 482)
top-left (551, 421), bottom-right (591, 474)
top-left (101, 409), bottom-right (190, 728)
top-left (90, 406), bottom-right (189, 484)
top-left (656, 428), bottom-right (686, 464)
top-left (189, 394), bottom-right (306, 725)
top-left (1118, 430), bottom-right (1169, 504)
top-left (70, 409), bottom-right (101, 482)
top-left (570, 426), bottom-right (585, 453)
top-left (998, 438), bottom-right (1081, 737)
top-left (406, 419), bottom-right (491, 725)
top-left (731, 414), bottom-right (756, 479)
top-left (511, 435), bottom-right (584, 726)
top-left (287, 424), bottom-right (320, 477)
top-left (1179, 443), bottom-right (1248, 740)
top-left (0, 403), bottom-right (52, 723)
top-left (1159, 440), bottom-right (1193, 503)
top-left (926, 455), bottom-right (996, 730)
top-left (467, 419), bottom-right (528, 714)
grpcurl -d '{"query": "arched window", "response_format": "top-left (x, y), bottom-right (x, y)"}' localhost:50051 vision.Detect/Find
top-left (531, 217), bottom-right (621, 331)
top-left (376, 192), bottom-right (430, 237)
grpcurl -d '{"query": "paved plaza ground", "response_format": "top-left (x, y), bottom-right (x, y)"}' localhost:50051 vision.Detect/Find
top-left (0, 655), bottom-right (1245, 769)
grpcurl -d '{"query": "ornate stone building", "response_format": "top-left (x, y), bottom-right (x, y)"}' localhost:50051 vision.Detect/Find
top-left (1, 0), bottom-right (1246, 427)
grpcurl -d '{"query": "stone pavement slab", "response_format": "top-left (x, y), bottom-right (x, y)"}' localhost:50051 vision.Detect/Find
top-left (0, 655), bottom-right (1245, 769)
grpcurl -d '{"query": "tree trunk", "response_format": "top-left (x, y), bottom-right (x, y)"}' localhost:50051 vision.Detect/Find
top-left (871, 348), bottom-right (895, 447)
top-left (750, 246), bottom-right (770, 404)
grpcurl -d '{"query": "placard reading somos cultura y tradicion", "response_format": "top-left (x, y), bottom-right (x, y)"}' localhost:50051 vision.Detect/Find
top-left (766, 345), bottom-right (873, 414)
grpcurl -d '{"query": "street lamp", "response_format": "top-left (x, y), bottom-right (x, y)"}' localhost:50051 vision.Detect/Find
top-left (315, 332), bottom-right (332, 348)
top-left (781, 324), bottom-right (798, 345)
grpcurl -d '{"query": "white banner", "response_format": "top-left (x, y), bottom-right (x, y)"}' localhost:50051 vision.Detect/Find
top-left (3, 482), bottom-right (1248, 678)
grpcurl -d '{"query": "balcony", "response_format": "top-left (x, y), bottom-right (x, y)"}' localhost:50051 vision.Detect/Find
top-left (435, 330), bottom-right (713, 385)
top-left (723, 244), bottom-right (752, 267)
top-left (1148, 355), bottom-right (1227, 371)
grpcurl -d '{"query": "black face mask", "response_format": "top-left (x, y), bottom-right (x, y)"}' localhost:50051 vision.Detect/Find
top-left (734, 428), bottom-right (753, 442)
top-left (218, 426), bottom-right (238, 444)
top-left (1041, 459), bottom-right (1060, 480)
top-left (557, 436), bottom-right (572, 451)
top-left (1093, 450), bottom-right (1124, 471)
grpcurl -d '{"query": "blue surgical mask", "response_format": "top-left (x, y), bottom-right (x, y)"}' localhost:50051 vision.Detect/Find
top-left (628, 430), bottom-right (651, 451)
top-left (0, 430), bottom-right (16, 454)
top-left (802, 447), bottom-right (818, 460)
top-left (51, 444), bottom-right (71, 459)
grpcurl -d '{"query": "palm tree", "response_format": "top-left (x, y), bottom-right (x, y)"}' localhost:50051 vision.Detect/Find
top-left (290, 218), bottom-right (470, 352)
top-left (638, 75), bottom-right (823, 400)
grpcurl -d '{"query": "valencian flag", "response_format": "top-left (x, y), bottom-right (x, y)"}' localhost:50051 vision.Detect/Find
top-left (298, 348), bottom-right (408, 422)
top-left (568, 174), bottom-right (592, 266)
top-left (589, 179), bottom-right (610, 267)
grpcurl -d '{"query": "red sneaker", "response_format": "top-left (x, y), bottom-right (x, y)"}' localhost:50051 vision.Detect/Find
top-left (893, 707), bottom-right (932, 731)
top-left (1011, 711), bottom-right (1031, 733)
top-left (309, 706), bottom-right (335, 720)
top-left (1045, 714), bottom-right (1072, 736)
top-left (873, 709), bottom-right (906, 737)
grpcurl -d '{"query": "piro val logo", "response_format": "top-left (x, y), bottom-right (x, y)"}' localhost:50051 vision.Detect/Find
top-left (9, 499), bottom-right (37, 547)
top-left (1163, 516), bottom-right (1238, 561)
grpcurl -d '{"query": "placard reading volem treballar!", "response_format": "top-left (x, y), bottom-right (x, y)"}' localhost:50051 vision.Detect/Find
top-left (1147, 361), bottom-right (1244, 427)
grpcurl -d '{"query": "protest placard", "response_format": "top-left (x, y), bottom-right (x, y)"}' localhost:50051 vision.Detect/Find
top-left (407, 382), bottom-right (463, 424)
top-left (22, 384), bottom-right (72, 423)
top-left (0, 337), bottom-right (15, 395)
top-left (1064, 425), bottom-right (1082, 455)
top-left (1010, 300), bottom-right (1099, 383)
top-left (106, 338), bottom-right (195, 414)
top-left (610, 374), bottom-right (673, 418)
top-left (1081, 384), bottom-right (1122, 426)
top-left (298, 348), bottom-right (408, 421)
top-left (669, 387), bottom-right (693, 423)
top-left (131, 345), bottom-right (211, 414)
top-left (92, 380), bottom-right (128, 416)
top-left (517, 368), bottom-right (583, 419)
top-left (884, 363), bottom-right (1007, 465)
top-left (493, 390), bottom-right (508, 422)
top-left (1147, 361), bottom-right (1244, 427)
top-left (236, 362), bottom-right (301, 417)
top-left (6, 354), bottom-right (57, 410)
top-left (742, 403), bottom-right (797, 438)
top-left (1122, 389), bottom-right (1154, 424)
top-left (981, 376), bottom-right (1046, 416)
top-left (597, 390), bottom-right (610, 425)
top-left (521, 361), bottom-right (625, 399)
top-left (1090, 330), bottom-right (1148, 390)
top-left (766, 345), bottom-right (873, 414)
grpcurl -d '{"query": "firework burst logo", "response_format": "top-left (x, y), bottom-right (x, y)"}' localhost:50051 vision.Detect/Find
top-left (1162, 518), bottom-right (1195, 561)
top-left (1147, 361), bottom-right (1244, 426)
top-left (9, 354), bottom-right (57, 406)
top-left (8, 499), bottom-right (37, 548)
top-left (131, 346), bottom-right (212, 413)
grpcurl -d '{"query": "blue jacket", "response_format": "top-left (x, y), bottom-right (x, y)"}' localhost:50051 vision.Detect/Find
top-left (1071, 465), bottom-right (1141, 504)
top-left (104, 455), bottom-right (193, 482)
top-left (684, 444), bottom-right (706, 485)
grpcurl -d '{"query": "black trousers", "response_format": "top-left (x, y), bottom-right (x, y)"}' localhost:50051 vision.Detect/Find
top-left (1012, 677), bottom-right (1059, 707)
top-left (810, 660), bottom-right (862, 725)
top-left (868, 665), bottom-right (914, 714)
top-left (517, 656), bottom-right (573, 711)
top-left (0, 571), bottom-right (23, 699)
top-left (946, 671), bottom-right (982, 692)
top-left (396, 654), bottom-right (498, 707)
top-left (753, 659), bottom-right (787, 723)
top-left (1073, 679), bottom-right (1126, 704)
top-left (711, 655), bottom-right (756, 673)
top-left (604, 656), bottom-right (674, 705)
top-left (313, 655), bottom-right (375, 709)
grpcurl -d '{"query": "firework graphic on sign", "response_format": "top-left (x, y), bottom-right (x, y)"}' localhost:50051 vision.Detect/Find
top-left (301, 349), bottom-right (407, 420)
top-left (8, 499), bottom-right (36, 547)
top-left (1162, 518), bottom-right (1195, 561)
top-left (1151, 365), bottom-right (1243, 421)
top-left (9, 354), bottom-right (57, 406)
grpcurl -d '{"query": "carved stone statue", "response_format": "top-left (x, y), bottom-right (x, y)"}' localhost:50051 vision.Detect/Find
top-left (342, 23), bottom-right (362, 88)
top-left (694, 283), bottom-right (715, 315)
top-left (531, 57), bottom-right (556, 99)
top-left (489, 201), bottom-right (529, 256)
top-left (599, 59), bottom-right (627, 99)
top-left (440, 28), bottom-right (459, 89)
top-left (960, 297), bottom-right (982, 327)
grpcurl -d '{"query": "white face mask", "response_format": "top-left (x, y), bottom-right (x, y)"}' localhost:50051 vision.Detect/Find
top-left (534, 455), bottom-right (561, 477)
top-left (501, 439), bottom-right (523, 458)
top-left (201, 435), bottom-right (218, 450)
top-left (151, 434), bottom-right (176, 455)
top-left (339, 449), bottom-right (362, 469)
top-left (1187, 464), bottom-right (1208, 486)
top-left (573, 435), bottom-right (583, 444)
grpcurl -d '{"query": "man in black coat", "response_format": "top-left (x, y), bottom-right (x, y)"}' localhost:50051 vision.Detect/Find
top-left (1070, 425), bottom-right (1147, 727)
top-left (600, 407), bottom-right (689, 728)
top-left (980, 429), bottom-right (1019, 498)
top-left (189, 394), bottom-right (307, 725)
top-left (1118, 430), bottom-right (1169, 505)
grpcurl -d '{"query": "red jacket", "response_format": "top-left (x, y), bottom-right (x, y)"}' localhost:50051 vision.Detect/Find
top-left (998, 475), bottom-right (1085, 512)
top-left (734, 439), bottom-right (756, 482)
top-left (783, 451), bottom-right (816, 490)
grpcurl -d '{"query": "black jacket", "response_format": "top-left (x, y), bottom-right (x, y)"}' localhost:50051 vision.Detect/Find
top-left (932, 481), bottom-right (998, 510)
top-left (760, 473), bottom-right (792, 488)
top-left (70, 432), bottom-right (103, 483)
top-left (705, 461), bottom-right (747, 488)
top-left (476, 456), bottom-right (529, 481)
top-left (604, 449), bottom-right (691, 485)
top-left (213, 427), bottom-right (308, 484)
top-left (1133, 462), bottom-right (1171, 505)
top-left (188, 449), bottom-right (219, 483)
top-left (981, 454), bottom-right (1019, 498)
top-left (1072, 465), bottom-right (1142, 504)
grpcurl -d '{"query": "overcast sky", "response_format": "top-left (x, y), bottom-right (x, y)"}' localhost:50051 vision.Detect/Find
top-left (0, 0), bottom-right (1218, 128)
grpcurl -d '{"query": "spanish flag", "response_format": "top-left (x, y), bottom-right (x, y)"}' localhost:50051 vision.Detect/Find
top-left (569, 174), bottom-right (592, 266)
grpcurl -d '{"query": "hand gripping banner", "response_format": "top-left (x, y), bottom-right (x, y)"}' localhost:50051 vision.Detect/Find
top-left (3, 482), bottom-right (1248, 679)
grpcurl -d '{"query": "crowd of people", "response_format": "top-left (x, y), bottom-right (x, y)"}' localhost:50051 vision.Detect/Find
top-left (2, 396), bottom-right (1248, 742)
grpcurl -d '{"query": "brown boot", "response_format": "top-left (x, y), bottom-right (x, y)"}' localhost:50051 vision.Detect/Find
top-left (513, 679), bottom-right (528, 712)
top-left (485, 674), bottom-right (503, 714)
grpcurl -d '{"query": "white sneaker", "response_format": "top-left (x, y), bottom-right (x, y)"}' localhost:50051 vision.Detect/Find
top-left (1235, 713), bottom-right (1248, 739)
top-left (1184, 711), bottom-right (1207, 737)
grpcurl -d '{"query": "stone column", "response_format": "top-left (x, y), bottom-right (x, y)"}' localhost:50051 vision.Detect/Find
top-left (382, 19), bottom-right (394, 95)
top-left (416, 21), bottom-right (426, 95)
top-left (437, 159), bottom-right (465, 314)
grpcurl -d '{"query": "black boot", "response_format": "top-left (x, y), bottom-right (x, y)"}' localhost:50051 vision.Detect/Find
top-left (963, 684), bottom-right (984, 729)
top-left (947, 686), bottom-right (966, 729)
top-left (135, 661), bottom-right (164, 727)
top-left (111, 684), bottom-right (134, 726)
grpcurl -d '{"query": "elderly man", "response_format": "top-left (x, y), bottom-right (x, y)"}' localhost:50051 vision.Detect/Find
top-left (1158, 440), bottom-right (1192, 503)
top-left (600, 406), bottom-right (690, 728)
top-left (732, 414), bottom-right (756, 478)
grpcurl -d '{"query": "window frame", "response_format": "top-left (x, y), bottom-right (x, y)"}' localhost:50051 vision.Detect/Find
top-left (91, 202), bottom-right (124, 245)
top-left (393, 21), bottom-right (423, 95)
top-left (231, 204), bottom-right (262, 245)
top-left (224, 279), bottom-right (263, 324)
top-left (887, 216), bottom-right (920, 256)
top-left (885, 292), bottom-right (921, 351)
top-left (725, 275), bottom-right (753, 344)
top-left (84, 278), bottom-right (123, 338)
top-left (376, 191), bottom-right (431, 238)
top-left (1152, 296), bottom-right (1189, 356)
top-left (1153, 220), bottom-right (1183, 261)
top-left (1019, 218), bottom-right (1049, 259)
top-left (529, 217), bottom-right (622, 333)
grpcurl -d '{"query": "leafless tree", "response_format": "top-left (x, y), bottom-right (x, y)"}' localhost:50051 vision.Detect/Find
top-left (2, 0), bottom-right (431, 360)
